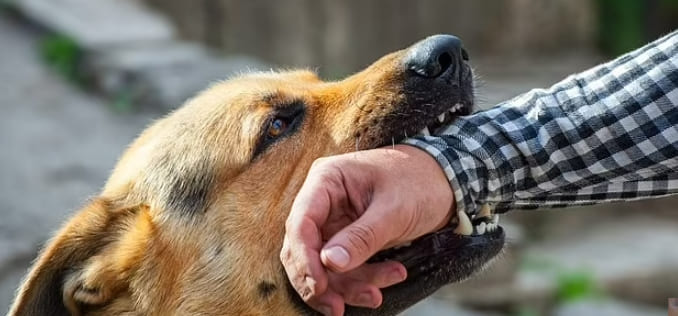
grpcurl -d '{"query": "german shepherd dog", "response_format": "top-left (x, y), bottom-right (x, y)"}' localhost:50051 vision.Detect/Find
top-left (10, 35), bottom-right (504, 316)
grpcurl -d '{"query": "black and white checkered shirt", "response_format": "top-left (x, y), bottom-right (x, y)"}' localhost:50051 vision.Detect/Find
top-left (404, 30), bottom-right (678, 215)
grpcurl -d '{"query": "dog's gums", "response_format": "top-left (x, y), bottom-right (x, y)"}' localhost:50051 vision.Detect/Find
top-left (11, 34), bottom-right (503, 316)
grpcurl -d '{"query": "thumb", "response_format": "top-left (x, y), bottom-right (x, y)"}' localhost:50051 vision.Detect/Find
top-left (320, 200), bottom-right (399, 273)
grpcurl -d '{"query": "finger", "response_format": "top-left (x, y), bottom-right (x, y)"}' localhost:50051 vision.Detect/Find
top-left (281, 223), bottom-right (328, 302)
top-left (323, 262), bottom-right (406, 309)
top-left (328, 273), bottom-right (382, 309)
top-left (320, 199), bottom-right (401, 273)
top-left (282, 162), bottom-right (345, 301)
top-left (343, 261), bottom-right (407, 288)
top-left (287, 159), bottom-right (347, 228)
top-left (307, 289), bottom-right (345, 316)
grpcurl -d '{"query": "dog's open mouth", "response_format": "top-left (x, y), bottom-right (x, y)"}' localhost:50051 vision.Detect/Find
top-left (415, 102), bottom-right (472, 137)
top-left (374, 99), bottom-right (474, 150)
top-left (345, 206), bottom-right (505, 316)
top-left (370, 205), bottom-right (501, 267)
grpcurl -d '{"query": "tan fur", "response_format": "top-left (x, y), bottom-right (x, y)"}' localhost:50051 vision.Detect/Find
top-left (11, 52), bottom-right (410, 315)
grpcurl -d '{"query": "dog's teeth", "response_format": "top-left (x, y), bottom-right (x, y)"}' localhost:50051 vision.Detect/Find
top-left (492, 214), bottom-right (499, 224)
top-left (476, 222), bottom-right (487, 235)
top-left (453, 211), bottom-right (473, 236)
top-left (487, 223), bottom-right (496, 232)
top-left (419, 126), bottom-right (430, 136)
top-left (438, 113), bottom-right (445, 123)
top-left (449, 103), bottom-right (463, 114)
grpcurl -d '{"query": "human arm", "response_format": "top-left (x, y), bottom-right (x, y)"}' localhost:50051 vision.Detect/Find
top-left (404, 30), bottom-right (678, 216)
top-left (281, 145), bottom-right (454, 315)
top-left (282, 30), bottom-right (678, 315)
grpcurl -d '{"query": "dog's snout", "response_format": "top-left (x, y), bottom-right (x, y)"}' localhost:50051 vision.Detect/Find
top-left (404, 34), bottom-right (466, 78)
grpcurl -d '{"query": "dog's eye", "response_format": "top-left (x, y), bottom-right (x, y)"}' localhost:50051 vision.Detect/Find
top-left (268, 118), bottom-right (289, 138)
top-left (252, 101), bottom-right (305, 160)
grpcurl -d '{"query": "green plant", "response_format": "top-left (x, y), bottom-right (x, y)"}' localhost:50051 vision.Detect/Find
top-left (39, 34), bottom-right (83, 84)
top-left (519, 256), bottom-right (604, 304)
top-left (555, 270), bottom-right (603, 303)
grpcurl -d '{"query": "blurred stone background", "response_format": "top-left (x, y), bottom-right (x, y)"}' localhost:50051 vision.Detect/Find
top-left (142, 0), bottom-right (599, 77)
top-left (0, 0), bottom-right (677, 315)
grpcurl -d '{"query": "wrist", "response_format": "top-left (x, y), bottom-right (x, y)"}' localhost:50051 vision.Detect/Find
top-left (392, 144), bottom-right (455, 230)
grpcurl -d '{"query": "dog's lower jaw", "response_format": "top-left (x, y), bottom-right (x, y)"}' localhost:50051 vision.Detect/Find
top-left (345, 225), bottom-right (504, 316)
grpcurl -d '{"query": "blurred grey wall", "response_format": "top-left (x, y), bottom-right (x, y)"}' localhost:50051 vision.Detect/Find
top-left (141, 0), bottom-right (597, 76)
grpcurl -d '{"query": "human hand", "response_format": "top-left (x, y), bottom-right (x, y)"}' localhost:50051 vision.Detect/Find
top-left (280, 145), bottom-right (454, 315)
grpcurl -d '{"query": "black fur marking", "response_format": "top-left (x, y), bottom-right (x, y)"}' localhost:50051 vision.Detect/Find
top-left (258, 281), bottom-right (277, 299)
top-left (167, 170), bottom-right (214, 215)
top-left (155, 152), bottom-right (215, 215)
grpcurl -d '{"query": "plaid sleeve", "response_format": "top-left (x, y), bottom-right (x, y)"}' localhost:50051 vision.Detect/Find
top-left (403, 30), bottom-right (678, 215)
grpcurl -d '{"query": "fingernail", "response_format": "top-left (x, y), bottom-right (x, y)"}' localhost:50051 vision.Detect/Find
top-left (323, 246), bottom-right (350, 268)
top-left (388, 269), bottom-right (406, 283)
top-left (357, 292), bottom-right (375, 307)
top-left (319, 305), bottom-right (332, 316)
top-left (305, 275), bottom-right (317, 292)
top-left (299, 276), bottom-right (316, 300)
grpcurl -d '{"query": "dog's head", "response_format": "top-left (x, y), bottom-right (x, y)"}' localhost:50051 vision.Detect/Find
top-left (11, 35), bottom-right (503, 316)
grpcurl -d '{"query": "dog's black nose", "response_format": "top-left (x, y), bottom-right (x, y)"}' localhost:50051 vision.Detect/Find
top-left (405, 34), bottom-right (467, 78)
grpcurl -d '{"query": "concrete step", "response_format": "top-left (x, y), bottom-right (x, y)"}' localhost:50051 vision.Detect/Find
top-left (8, 0), bottom-right (268, 111)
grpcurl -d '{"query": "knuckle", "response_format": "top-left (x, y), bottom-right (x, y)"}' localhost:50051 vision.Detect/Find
top-left (295, 283), bottom-right (313, 302)
top-left (346, 224), bottom-right (379, 254)
top-left (314, 167), bottom-right (344, 191)
top-left (300, 287), bottom-right (315, 301)
top-left (306, 158), bottom-right (344, 191)
top-left (297, 278), bottom-right (318, 302)
top-left (311, 156), bottom-right (331, 169)
top-left (311, 157), bottom-right (345, 179)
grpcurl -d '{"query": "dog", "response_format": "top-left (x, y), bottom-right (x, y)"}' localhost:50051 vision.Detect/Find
top-left (10, 35), bottom-right (504, 316)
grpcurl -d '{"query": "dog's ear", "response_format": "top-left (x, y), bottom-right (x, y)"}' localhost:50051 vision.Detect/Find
top-left (9, 198), bottom-right (153, 316)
